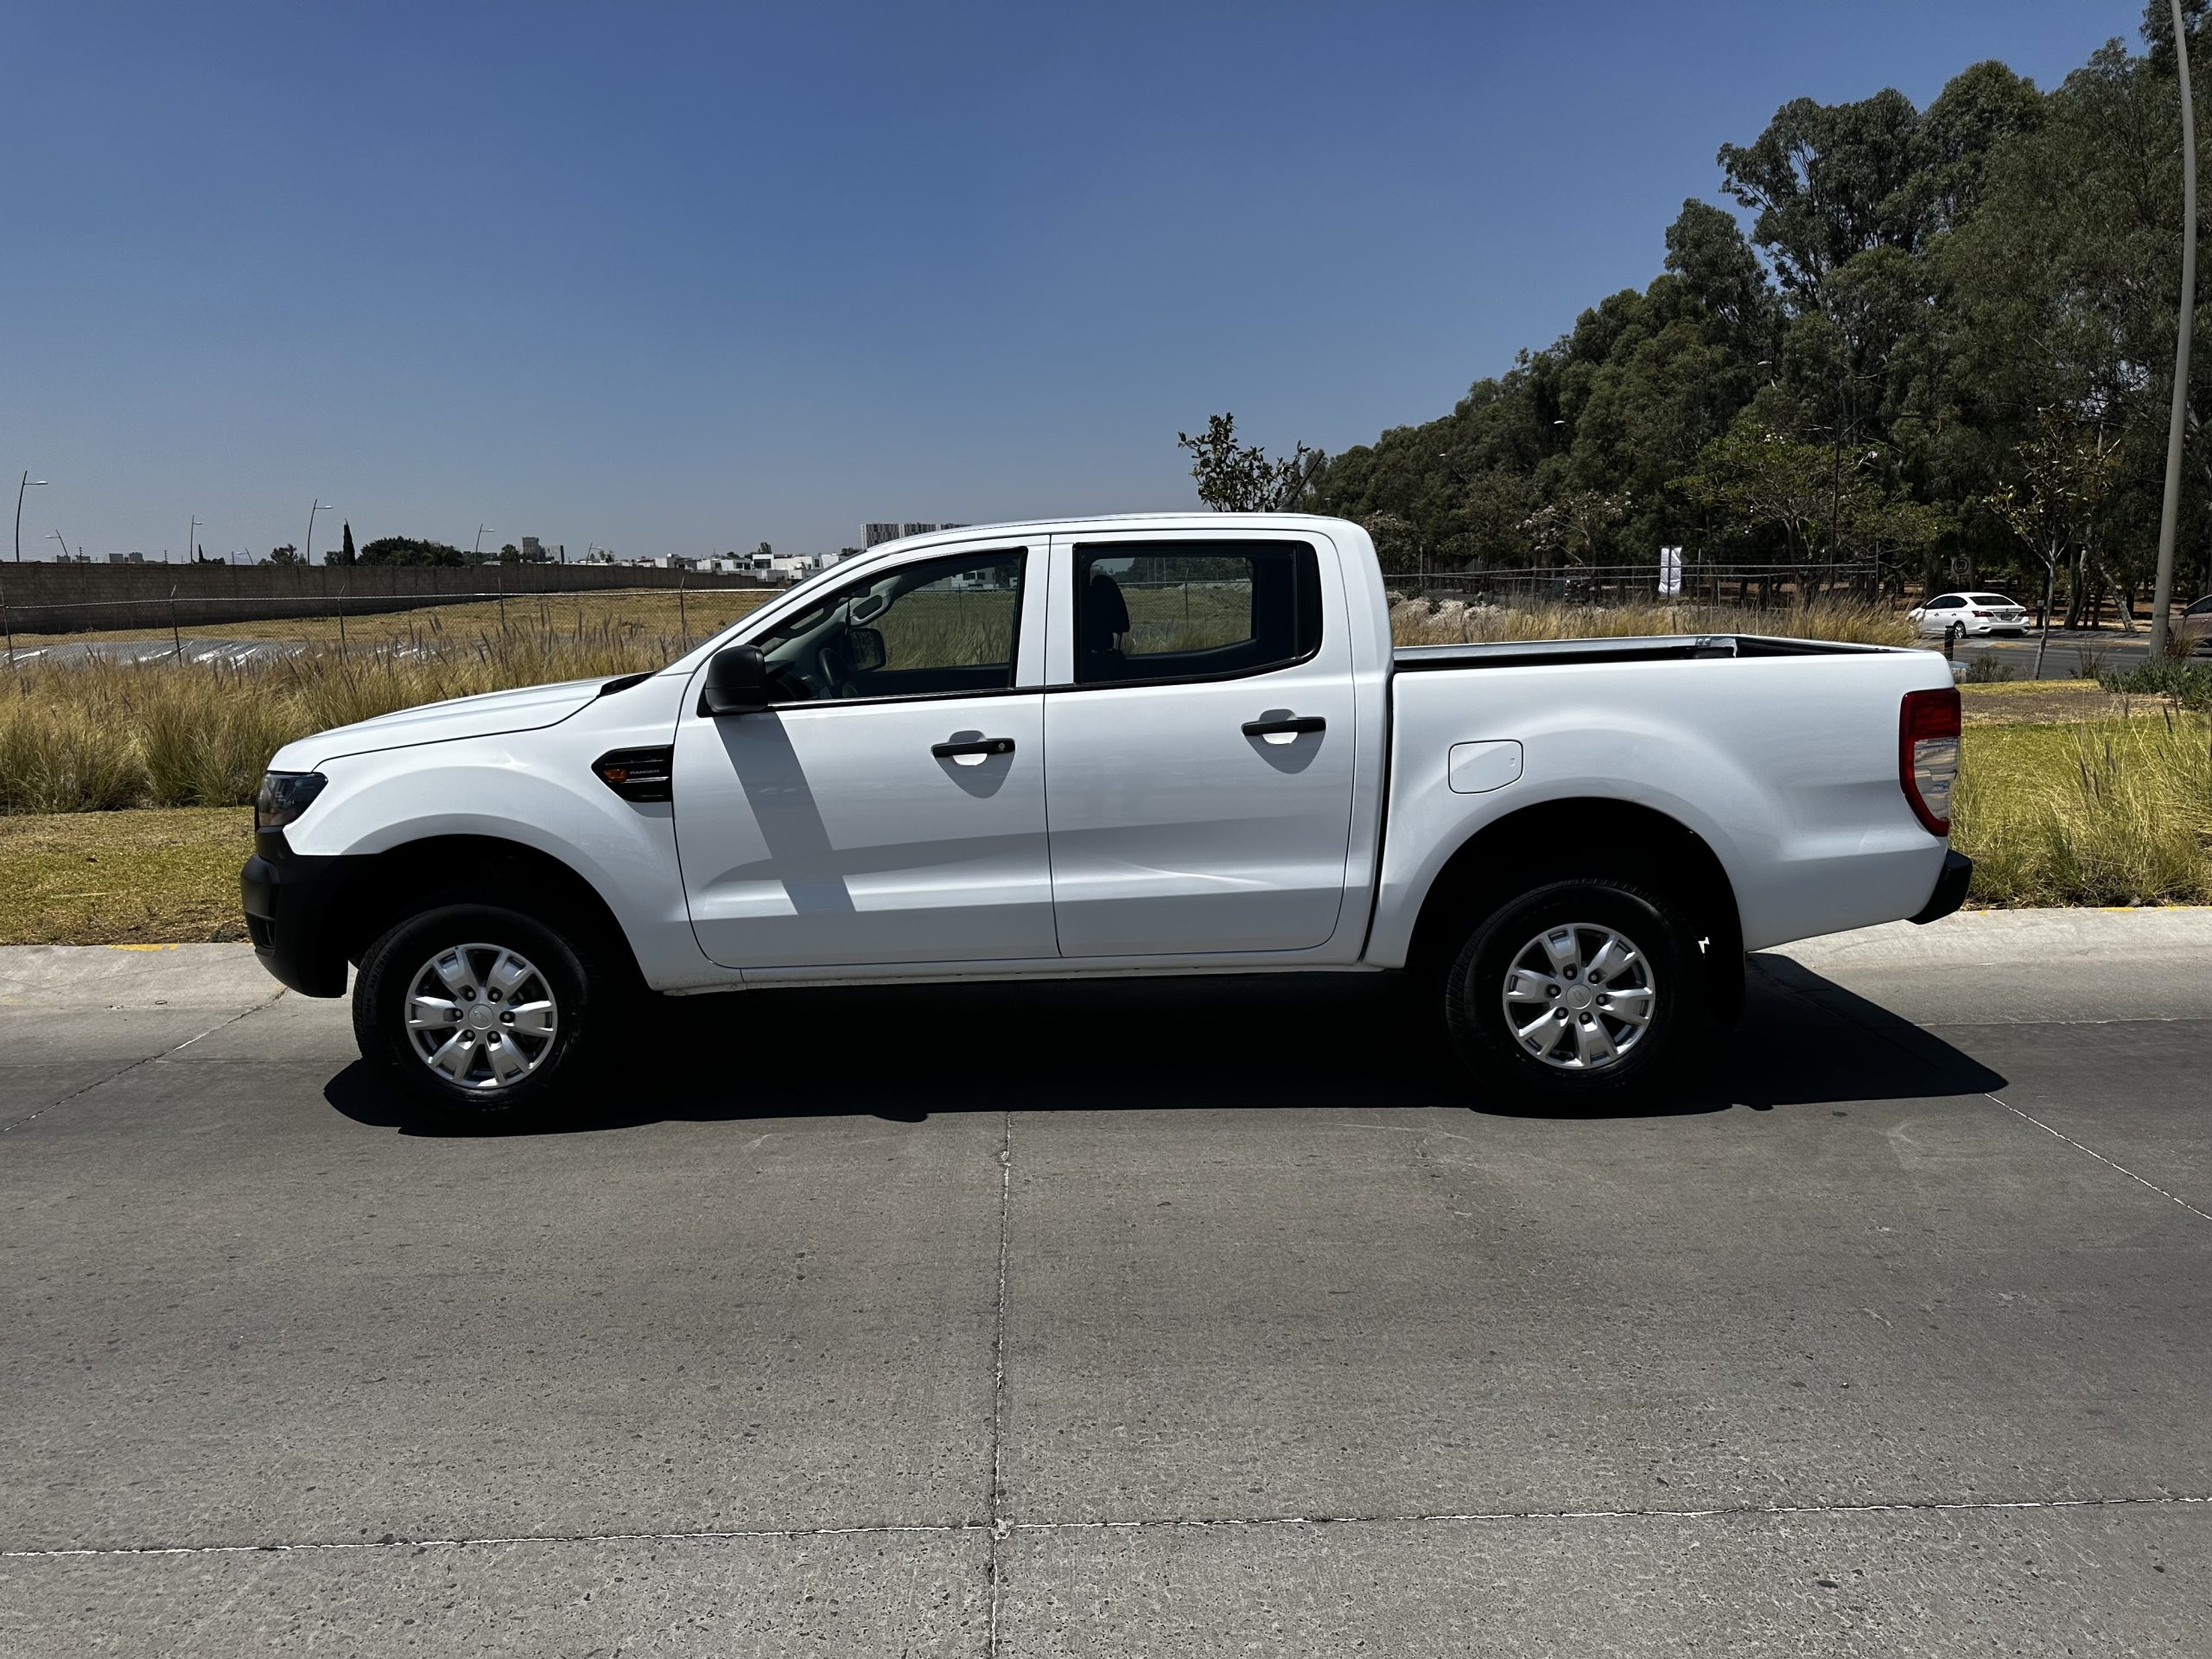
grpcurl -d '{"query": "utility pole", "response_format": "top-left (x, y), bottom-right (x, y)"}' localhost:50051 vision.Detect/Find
top-left (14, 473), bottom-right (47, 561)
top-left (2152, 0), bottom-right (2198, 658)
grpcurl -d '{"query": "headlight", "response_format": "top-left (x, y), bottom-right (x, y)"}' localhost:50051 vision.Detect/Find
top-left (255, 771), bottom-right (327, 831)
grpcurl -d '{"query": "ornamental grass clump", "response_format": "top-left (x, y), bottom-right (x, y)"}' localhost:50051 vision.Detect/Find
top-left (1952, 709), bottom-right (2212, 906)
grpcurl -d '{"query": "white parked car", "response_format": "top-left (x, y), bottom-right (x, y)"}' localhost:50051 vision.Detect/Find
top-left (1909, 592), bottom-right (2029, 637)
top-left (243, 514), bottom-right (1968, 1119)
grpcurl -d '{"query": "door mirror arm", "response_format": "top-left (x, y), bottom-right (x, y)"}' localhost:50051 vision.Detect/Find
top-left (699, 644), bottom-right (771, 717)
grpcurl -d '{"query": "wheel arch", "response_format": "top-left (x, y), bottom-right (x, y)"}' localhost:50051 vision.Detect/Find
top-left (1404, 797), bottom-right (1745, 1021)
top-left (333, 834), bottom-right (646, 993)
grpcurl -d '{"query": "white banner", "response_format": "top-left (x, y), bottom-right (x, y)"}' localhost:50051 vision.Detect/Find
top-left (1658, 545), bottom-right (1683, 597)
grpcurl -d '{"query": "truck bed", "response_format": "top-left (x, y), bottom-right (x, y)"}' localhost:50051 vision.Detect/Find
top-left (1370, 632), bottom-right (1954, 962)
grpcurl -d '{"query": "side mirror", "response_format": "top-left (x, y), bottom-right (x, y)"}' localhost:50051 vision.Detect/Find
top-left (847, 626), bottom-right (887, 673)
top-left (700, 644), bottom-right (771, 716)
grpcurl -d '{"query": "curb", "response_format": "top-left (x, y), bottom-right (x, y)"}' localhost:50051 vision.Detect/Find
top-left (0, 943), bottom-right (279, 1010)
top-left (1770, 906), bottom-right (2212, 970)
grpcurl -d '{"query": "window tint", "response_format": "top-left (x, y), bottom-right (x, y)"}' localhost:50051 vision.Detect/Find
top-left (1073, 541), bottom-right (1322, 686)
top-left (2185, 595), bottom-right (2212, 616)
top-left (1924, 595), bottom-right (1961, 609)
top-left (1967, 594), bottom-right (2015, 606)
top-left (752, 549), bottom-right (1024, 702)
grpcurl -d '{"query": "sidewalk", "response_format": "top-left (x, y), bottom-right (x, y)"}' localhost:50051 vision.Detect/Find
top-left (2, 905), bottom-right (2206, 1014)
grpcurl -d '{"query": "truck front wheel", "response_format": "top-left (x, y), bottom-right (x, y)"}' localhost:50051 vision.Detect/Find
top-left (352, 903), bottom-right (598, 1122)
top-left (1440, 876), bottom-right (1708, 1108)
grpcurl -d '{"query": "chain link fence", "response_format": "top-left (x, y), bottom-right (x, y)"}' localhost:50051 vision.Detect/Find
top-left (1381, 562), bottom-right (1887, 608)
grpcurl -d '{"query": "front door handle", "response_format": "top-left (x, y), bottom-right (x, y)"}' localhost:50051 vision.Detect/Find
top-left (1241, 715), bottom-right (1325, 738)
top-left (932, 736), bottom-right (1016, 760)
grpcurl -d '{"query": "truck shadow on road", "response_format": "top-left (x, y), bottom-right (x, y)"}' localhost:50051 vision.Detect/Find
top-left (325, 954), bottom-right (2005, 1135)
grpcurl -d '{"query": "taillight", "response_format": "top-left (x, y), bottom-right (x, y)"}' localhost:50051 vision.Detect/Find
top-left (1971, 609), bottom-right (1992, 618)
top-left (1899, 688), bottom-right (1961, 836)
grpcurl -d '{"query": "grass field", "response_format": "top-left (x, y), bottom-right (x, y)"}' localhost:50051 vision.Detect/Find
top-left (0, 700), bottom-right (2202, 944)
top-left (0, 807), bottom-right (251, 944)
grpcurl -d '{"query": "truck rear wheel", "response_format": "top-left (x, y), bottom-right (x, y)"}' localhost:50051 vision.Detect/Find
top-left (352, 902), bottom-right (597, 1122)
top-left (1440, 875), bottom-right (1708, 1108)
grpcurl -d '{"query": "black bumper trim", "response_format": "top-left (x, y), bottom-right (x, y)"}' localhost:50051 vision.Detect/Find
top-left (1909, 849), bottom-right (1974, 925)
top-left (240, 836), bottom-right (363, 996)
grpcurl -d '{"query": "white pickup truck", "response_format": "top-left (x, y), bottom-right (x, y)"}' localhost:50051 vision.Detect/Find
top-left (242, 514), bottom-right (1968, 1118)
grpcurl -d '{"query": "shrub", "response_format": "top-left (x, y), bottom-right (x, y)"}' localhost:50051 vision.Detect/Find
top-left (0, 702), bottom-right (149, 812)
top-left (2097, 659), bottom-right (2212, 710)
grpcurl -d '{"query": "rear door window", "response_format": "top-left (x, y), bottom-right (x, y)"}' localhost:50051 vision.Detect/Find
top-left (1072, 541), bottom-right (1322, 686)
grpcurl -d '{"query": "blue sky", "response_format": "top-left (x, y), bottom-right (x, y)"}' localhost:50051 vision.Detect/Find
top-left (0, 1), bottom-right (2139, 563)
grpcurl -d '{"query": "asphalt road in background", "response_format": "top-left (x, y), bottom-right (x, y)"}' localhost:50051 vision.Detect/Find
top-left (3, 913), bottom-right (2209, 1655)
top-left (1947, 626), bottom-right (2205, 677)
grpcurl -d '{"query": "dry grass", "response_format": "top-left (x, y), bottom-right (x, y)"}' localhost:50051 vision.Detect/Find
top-left (0, 620), bottom-right (714, 812)
top-left (1388, 594), bottom-right (1916, 649)
top-left (9, 587), bottom-right (2201, 922)
top-left (0, 712), bottom-right (2202, 942)
top-left (5, 587), bottom-right (773, 648)
top-left (1957, 680), bottom-right (2151, 726)
top-left (1955, 710), bottom-right (2212, 906)
top-left (0, 807), bottom-right (251, 944)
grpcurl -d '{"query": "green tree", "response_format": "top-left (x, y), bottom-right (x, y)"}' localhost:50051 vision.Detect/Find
top-left (1177, 412), bottom-right (1323, 511)
top-left (358, 536), bottom-right (471, 567)
top-left (334, 521), bottom-right (356, 567)
top-left (1519, 489), bottom-right (1631, 565)
top-left (1988, 410), bottom-right (2124, 674)
top-left (1681, 421), bottom-right (1840, 563)
top-left (265, 543), bottom-right (302, 566)
top-left (1717, 89), bottom-right (1934, 304)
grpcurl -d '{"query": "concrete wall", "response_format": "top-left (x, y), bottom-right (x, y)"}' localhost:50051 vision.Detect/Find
top-left (0, 561), bottom-right (770, 635)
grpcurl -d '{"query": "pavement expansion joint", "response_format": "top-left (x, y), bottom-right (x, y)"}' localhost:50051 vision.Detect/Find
top-left (984, 1111), bottom-right (1014, 1656)
top-left (8, 1494), bottom-right (2208, 1563)
top-left (1990, 1092), bottom-right (2212, 1224)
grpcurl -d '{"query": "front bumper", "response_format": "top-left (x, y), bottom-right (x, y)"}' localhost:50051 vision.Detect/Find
top-left (240, 830), bottom-right (357, 996)
top-left (1909, 849), bottom-right (1974, 925)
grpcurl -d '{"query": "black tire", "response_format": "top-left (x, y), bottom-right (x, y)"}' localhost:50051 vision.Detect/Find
top-left (1440, 874), bottom-right (1709, 1109)
top-left (352, 902), bottom-right (597, 1122)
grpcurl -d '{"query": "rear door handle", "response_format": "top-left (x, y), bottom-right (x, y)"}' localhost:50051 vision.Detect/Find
top-left (1241, 715), bottom-right (1325, 737)
top-left (932, 736), bottom-right (1016, 759)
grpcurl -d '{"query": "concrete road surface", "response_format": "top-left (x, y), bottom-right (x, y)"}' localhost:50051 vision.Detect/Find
top-left (3, 911), bottom-right (2209, 1655)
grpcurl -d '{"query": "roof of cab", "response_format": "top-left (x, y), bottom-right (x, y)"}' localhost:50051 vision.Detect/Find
top-left (863, 512), bottom-right (1353, 559)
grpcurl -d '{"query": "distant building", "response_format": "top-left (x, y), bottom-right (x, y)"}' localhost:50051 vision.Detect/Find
top-left (864, 521), bottom-right (967, 548)
top-left (518, 536), bottom-right (558, 563)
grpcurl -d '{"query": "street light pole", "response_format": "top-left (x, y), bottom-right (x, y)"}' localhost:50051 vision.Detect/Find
top-left (305, 499), bottom-right (334, 565)
top-left (2152, 0), bottom-right (2197, 659)
top-left (48, 531), bottom-right (67, 561)
top-left (474, 523), bottom-right (494, 557)
top-left (14, 473), bottom-right (48, 562)
top-left (188, 517), bottom-right (202, 564)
